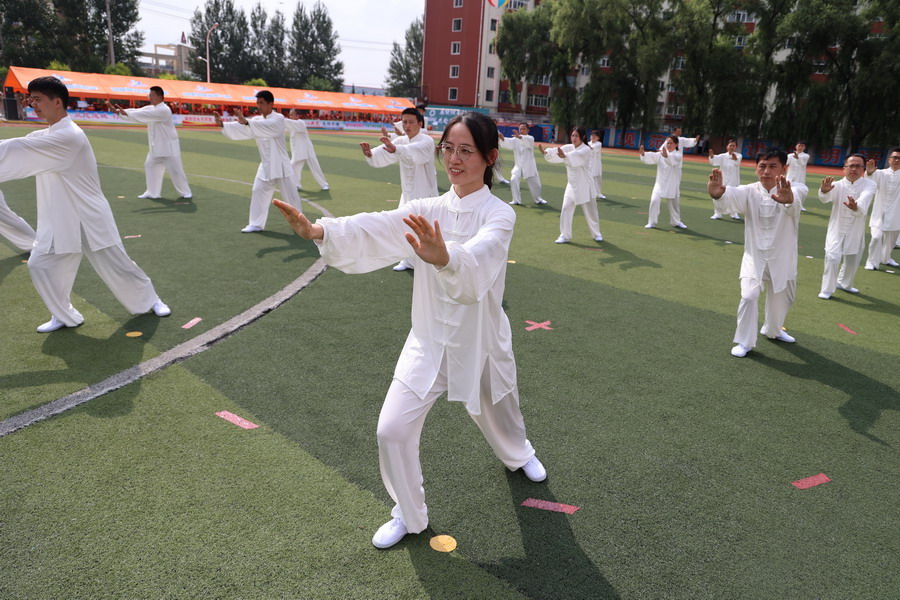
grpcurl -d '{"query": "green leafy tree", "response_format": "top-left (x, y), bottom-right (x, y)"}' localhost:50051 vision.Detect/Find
top-left (50, 0), bottom-right (144, 73)
top-left (384, 17), bottom-right (423, 98)
top-left (243, 77), bottom-right (267, 86)
top-left (188, 0), bottom-right (252, 84)
top-left (104, 62), bottom-right (132, 76)
top-left (289, 1), bottom-right (343, 90)
top-left (0, 0), bottom-right (58, 69)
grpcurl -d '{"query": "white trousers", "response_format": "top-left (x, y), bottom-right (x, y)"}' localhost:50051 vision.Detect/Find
top-left (735, 268), bottom-right (795, 350)
top-left (249, 175), bottom-right (303, 229)
top-left (291, 155), bottom-right (328, 190)
top-left (593, 173), bottom-right (604, 197)
top-left (560, 198), bottom-right (601, 240)
top-left (144, 154), bottom-right (192, 198)
top-left (0, 194), bottom-right (36, 251)
top-left (510, 168), bottom-right (542, 204)
top-left (821, 250), bottom-right (862, 295)
top-left (648, 192), bottom-right (682, 227)
top-left (28, 235), bottom-right (160, 327)
top-left (376, 363), bottom-right (535, 534)
top-left (865, 228), bottom-right (899, 267)
top-left (711, 200), bottom-right (739, 219)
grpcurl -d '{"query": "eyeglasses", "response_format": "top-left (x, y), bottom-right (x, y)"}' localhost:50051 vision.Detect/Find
top-left (438, 143), bottom-right (477, 161)
top-left (889, 156), bottom-right (900, 161)
top-left (844, 164), bottom-right (864, 169)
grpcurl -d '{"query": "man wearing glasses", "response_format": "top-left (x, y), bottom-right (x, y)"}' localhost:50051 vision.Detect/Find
top-left (816, 154), bottom-right (876, 299)
top-left (864, 148), bottom-right (900, 270)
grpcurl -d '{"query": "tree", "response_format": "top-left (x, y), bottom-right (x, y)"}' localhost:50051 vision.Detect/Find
top-left (384, 17), bottom-right (423, 98)
top-left (50, 0), bottom-right (144, 73)
top-left (104, 62), bottom-right (133, 76)
top-left (188, 0), bottom-right (252, 84)
top-left (288, 1), bottom-right (343, 91)
top-left (0, 0), bottom-right (58, 69)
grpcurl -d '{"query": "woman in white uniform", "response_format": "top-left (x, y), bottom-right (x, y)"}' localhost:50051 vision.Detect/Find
top-left (540, 127), bottom-right (603, 244)
top-left (274, 112), bottom-right (546, 550)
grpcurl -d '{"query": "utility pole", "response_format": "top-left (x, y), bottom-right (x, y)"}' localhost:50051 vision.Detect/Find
top-left (105, 0), bottom-right (116, 65)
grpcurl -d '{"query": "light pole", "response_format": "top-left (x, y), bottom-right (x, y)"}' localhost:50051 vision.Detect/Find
top-left (205, 22), bottom-right (219, 83)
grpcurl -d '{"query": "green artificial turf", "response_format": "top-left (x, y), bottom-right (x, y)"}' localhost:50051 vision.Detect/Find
top-left (0, 125), bottom-right (897, 599)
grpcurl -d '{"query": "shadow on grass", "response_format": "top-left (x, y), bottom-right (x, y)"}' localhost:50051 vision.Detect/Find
top-left (824, 290), bottom-right (900, 318)
top-left (571, 241), bottom-right (662, 271)
top-left (132, 197), bottom-right (199, 214)
top-left (0, 252), bottom-right (28, 286)
top-left (752, 342), bottom-right (899, 446)
top-left (253, 231), bottom-right (320, 262)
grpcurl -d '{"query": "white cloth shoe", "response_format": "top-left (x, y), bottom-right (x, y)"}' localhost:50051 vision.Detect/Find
top-left (181, 194), bottom-right (192, 200)
top-left (864, 264), bottom-right (877, 271)
top-left (321, 185), bottom-right (329, 191)
top-left (535, 199), bottom-right (547, 205)
top-left (644, 223), bottom-right (655, 229)
top-left (241, 225), bottom-right (262, 233)
top-left (885, 258), bottom-right (900, 267)
top-left (137, 192), bottom-right (156, 199)
top-left (674, 222), bottom-right (687, 229)
top-left (554, 236), bottom-right (570, 244)
top-left (598, 194), bottom-right (607, 199)
top-left (392, 260), bottom-right (412, 271)
top-left (594, 235), bottom-right (603, 242)
top-left (521, 456), bottom-right (547, 482)
top-left (837, 284), bottom-right (859, 294)
top-left (509, 200), bottom-right (522, 205)
top-left (372, 517), bottom-right (409, 549)
top-left (774, 330), bottom-right (795, 343)
top-left (730, 214), bottom-right (741, 219)
top-left (152, 300), bottom-right (171, 317)
top-left (818, 292), bottom-right (831, 299)
top-left (710, 214), bottom-right (721, 220)
top-left (37, 316), bottom-right (73, 333)
top-left (731, 344), bottom-right (751, 357)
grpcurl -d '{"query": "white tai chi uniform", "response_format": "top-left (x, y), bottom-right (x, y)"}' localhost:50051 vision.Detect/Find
top-left (366, 131), bottom-right (438, 208)
top-left (222, 112), bottom-right (303, 229)
top-left (314, 186), bottom-right (536, 534)
top-left (543, 143), bottom-right (602, 241)
top-left (588, 141), bottom-right (605, 198)
top-left (119, 102), bottom-right (192, 198)
top-left (0, 190), bottom-right (36, 251)
top-left (818, 177), bottom-right (875, 295)
top-left (0, 117), bottom-right (163, 326)
top-left (640, 149), bottom-right (683, 227)
top-left (864, 166), bottom-right (900, 268)
top-left (500, 134), bottom-right (543, 204)
top-left (786, 151), bottom-right (810, 210)
top-left (674, 136), bottom-right (697, 204)
top-left (285, 118), bottom-right (329, 190)
top-left (708, 152), bottom-right (742, 219)
top-left (713, 181), bottom-right (808, 350)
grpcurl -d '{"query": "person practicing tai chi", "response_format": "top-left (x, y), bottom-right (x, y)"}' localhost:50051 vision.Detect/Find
top-left (0, 190), bottom-right (36, 252)
top-left (540, 127), bottom-right (603, 243)
top-left (786, 142), bottom-right (810, 211)
top-left (274, 112), bottom-right (546, 550)
top-left (107, 86), bottom-right (192, 200)
top-left (213, 90), bottom-right (303, 233)
top-left (639, 136), bottom-right (687, 229)
top-left (360, 107), bottom-right (438, 271)
top-left (816, 154), bottom-right (876, 299)
top-left (588, 130), bottom-right (606, 199)
top-left (708, 140), bottom-right (742, 220)
top-left (498, 122), bottom-right (546, 206)
top-left (708, 147), bottom-right (808, 358)
top-left (286, 109), bottom-right (329, 192)
top-left (0, 76), bottom-right (170, 333)
top-left (864, 147), bottom-right (900, 270)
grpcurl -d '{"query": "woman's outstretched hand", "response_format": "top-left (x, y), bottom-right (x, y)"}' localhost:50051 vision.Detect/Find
top-left (403, 214), bottom-right (449, 268)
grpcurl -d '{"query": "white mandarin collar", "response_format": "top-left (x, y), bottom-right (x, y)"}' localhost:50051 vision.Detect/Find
top-left (449, 185), bottom-right (491, 212)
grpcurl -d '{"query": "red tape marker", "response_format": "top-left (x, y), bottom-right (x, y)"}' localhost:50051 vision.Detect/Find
top-left (837, 323), bottom-right (858, 335)
top-left (525, 320), bottom-right (553, 331)
top-left (182, 317), bottom-right (203, 329)
top-left (791, 473), bottom-right (831, 489)
top-left (216, 411), bottom-right (259, 430)
top-left (521, 498), bottom-right (580, 514)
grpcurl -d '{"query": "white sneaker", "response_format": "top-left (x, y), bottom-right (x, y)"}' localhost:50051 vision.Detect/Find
top-left (152, 300), bottom-right (171, 317)
top-left (837, 284), bottom-right (859, 294)
top-left (774, 330), bottom-right (796, 343)
top-left (818, 292), bottom-right (831, 299)
top-left (554, 236), bottom-right (570, 244)
top-left (730, 214), bottom-right (741, 220)
top-left (499, 178), bottom-right (511, 185)
top-left (392, 260), bottom-right (412, 271)
top-left (644, 223), bottom-right (655, 229)
top-left (372, 517), bottom-right (409, 549)
top-left (321, 185), bottom-right (329, 191)
top-left (710, 214), bottom-right (721, 220)
top-left (594, 235), bottom-right (603, 242)
top-left (535, 199), bottom-right (547, 205)
top-left (731, 344), bottom-right (751, 357)
top-left (521, 456), bottom-right (547, 482)
top-left (137, 192), bottom-right (156, 199)
top-left (598, 194), bottom-right (607, 199)
top-left (37, 316), bottom-right (70, 333)
top-left (181, 194), bottom-right (192, 200)
top-left (885, 258), bottom-right (900, 267)
top-left (675, 222), bottom-right (688, 229)
top-left (509, 200), bottom-right (522, 205)
top-left (241, 225), bottom-right (262, 233)
top-left (864, 264), bottom-right (877, 271)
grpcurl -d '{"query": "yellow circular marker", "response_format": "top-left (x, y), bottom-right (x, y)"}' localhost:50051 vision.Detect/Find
top-left (429, 535), bottom-right (457, 553)
top-left (125, 331), bottom-right (143, 338)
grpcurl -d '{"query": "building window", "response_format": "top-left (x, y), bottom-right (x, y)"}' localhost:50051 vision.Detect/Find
top-left (452, 18), bottom-right (462, 32)
top-left (509, 0), bottom-right (527, 8)
top-left (655, 102), bottom-right (664, 115)
top-left (667, 83), bottom-right (677, 92)
top-left (449, 65), bottom-right (460, 78)
top-left (451, 41), bottom-right (461, 55)
top-left (598, 56), bottom-right (611, 67)
top-left (527, 94), bottom-right (549, 108)
top-left (813, 60), bottom-right (827, 74)
top-left (658, 80), bottom-right (666, 91)
top-left (453, 0), bottom-right (463, 6)
top-left (530, 74), bottom-right (551, 86)
top-left (449, 88), bottom-right (458, 101)
top-left (487, 66), bottom-right (495, 78)
top-left (490, 18), bottom-right (498, 31)
top-left (580, 65), bottom-right (590, 76)
top-left (499, 90), bottom-right (510, 104)
top-left (734, 35), bottom-right (747, 48)
top-left (485, 90), bottom-right (494, 102)
top-left (488, 42), bottom-right (495, 55)
top-left (672, 56), bottom-right (686, 70)
top-left (727, 10), bottom-right (749, 22)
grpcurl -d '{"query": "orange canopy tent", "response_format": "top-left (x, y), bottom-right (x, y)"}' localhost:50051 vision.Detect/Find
top-left (3, 66), bottom-right (414, 113)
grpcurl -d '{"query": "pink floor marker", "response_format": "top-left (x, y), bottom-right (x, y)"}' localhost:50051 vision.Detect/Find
top-left (182, 317), bottom-right (203, 329)
top-left (837, 323), bottom-right (858, 335)
top-left (525, 320), bottom-right (553, 331)
top-left (638, 211), bottom-right (648, 215)
top-left (216, 411), bottom-right (259, 430)
top-left (521, 498), bottom-right (580, 514)
top-left (124, 234), bottom-right (142, 239)
top-left (791, 473), bottom-right (831, 489)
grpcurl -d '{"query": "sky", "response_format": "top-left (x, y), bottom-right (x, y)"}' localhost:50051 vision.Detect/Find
top-left (137, 0), bottom-right (423, 89)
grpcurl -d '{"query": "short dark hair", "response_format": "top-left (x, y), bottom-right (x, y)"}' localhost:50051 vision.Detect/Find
top-left (402, 106), bottom-right (424, 126)
top-left (27, 76), bottom-right (69, 105)
top-left (845, 153), bottom-right (865, 165)
top-left (726, 138), bottom-right (737, 145)
top-left (255, 90), bottom-right (274, 104)
top-left (756, 147), bottom-right (788, 166)
top-left (149, 86), bottom-right (164, 98)
top-left (889, 147), bottom-right (900, 155)
top-left (437, 112), bottom-right (499, 189)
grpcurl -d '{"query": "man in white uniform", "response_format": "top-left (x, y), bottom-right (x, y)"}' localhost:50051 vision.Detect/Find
top-left (673, 127), bottom-right (700, 213)
top-left (816, 154), bottom-right (876, 299)
top-left (0, 190), bottom-right (36, 252)
top-left (588, 130), bottom-right (606, 199)
top-left (864, 147), bottom-right (900, 270)
top-left (786, 142), bottom-right (810, 211)
top-left (361, 107), bottom-right (438, 271)
top-left (285, 109), bottom-right (329, 191)
top-left (499, 123), bottom-right (545, 206)
top-left (0, 76), bottom-right (170, 332)
top-left (107, 86), bottom-right (192, 200)
top-left (639, 136), bottom-right (687, 229)
top-left (708, 147), bottom-right (808, 358)
top-left (708, 139), bottom-right (742, 220)
top-left (213, 90), bottom-right (304, 233)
